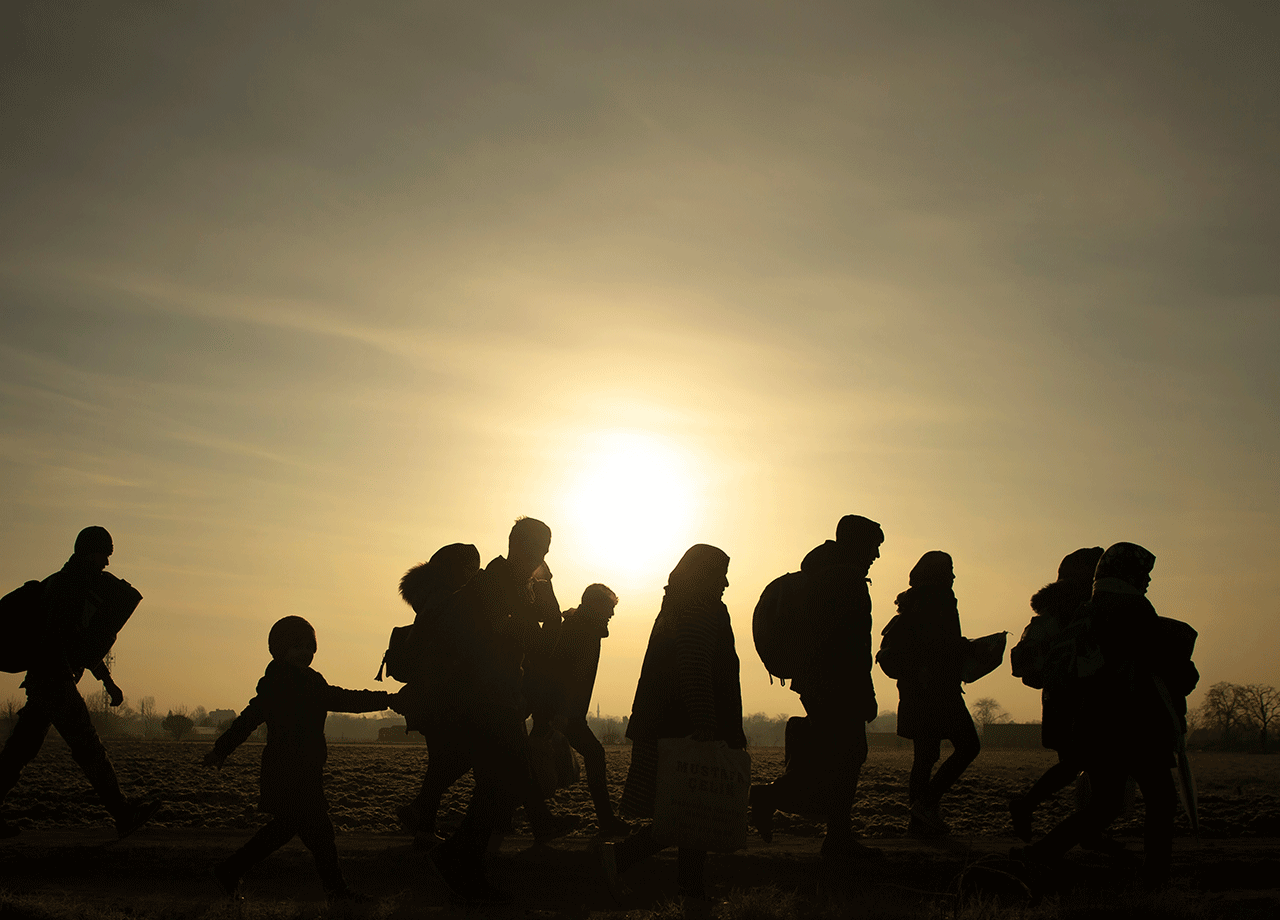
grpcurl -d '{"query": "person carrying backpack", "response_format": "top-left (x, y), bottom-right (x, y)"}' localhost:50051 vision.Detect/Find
top-left (0, 527), bottom-right (160, 839)
top-left (882, 550), bottom-right (980, 838)
top-left (748, 514), bottom-right (885, 860)
top-left (1013, 542), bottom-right (1196, 887)
top-left (1007, 546), bottom-right (1103, 841)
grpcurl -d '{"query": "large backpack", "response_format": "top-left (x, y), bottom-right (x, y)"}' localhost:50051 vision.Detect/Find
top-left (0, 580), bottom-right (46, 673)
top-left (874, 614), bottom-right (908, 680)
top-left (751, 571), bottom-right (812, 685)
top-left (1010, 614), bottom-right (1061, 689)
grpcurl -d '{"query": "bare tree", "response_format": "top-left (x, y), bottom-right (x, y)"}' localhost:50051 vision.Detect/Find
top-left (1202, 682), bottom-right (1249, 748)
top-left (161, 711), bottom-right (194, 742)
top-left (138, 696), bottom-right (157, 740)
top-left (971, 697), bottom-right (1011, 735)
top-left (1238, 684), bottom-right (1280, 752)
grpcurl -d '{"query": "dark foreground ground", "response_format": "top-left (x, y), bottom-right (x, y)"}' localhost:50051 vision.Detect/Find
top-left (1, 826), bottom-right (1279, 919)
top-left (1, 744), bottom-right (1278, 918)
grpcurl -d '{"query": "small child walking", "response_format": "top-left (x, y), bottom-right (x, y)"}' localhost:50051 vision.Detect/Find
top-left (204, 615), bottom-right (399, 902)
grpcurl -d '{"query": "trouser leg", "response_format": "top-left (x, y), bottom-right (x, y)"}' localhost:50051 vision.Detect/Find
top-left (221, 816), bottom-right (299, 879)
top-left (927, 716), bottom-right (980, 807)
top-left (0, 696), bottom-right (54, 804)
top-left (414, 731), bottom-right (472, 834)
top-left (613, 823), bottom-right (665, 874)
top-left (826, 717), bottom-right (868, 839)
top-left (50, 684), bottom-right (127, 817)
top-left (676, 847), bottom-right (708, 898)
top-left (297, 810), bottom-right (345, 893)
top-left (1022, 755), bottom-right (1082, 809)
top-left (563, 719), bottom-right (613, 822)
top-left (1030, 765), bottom-right (1126, 860)
top-left (909, 738), bottom-right (941, 805)
top-left (444, 721), bottom-right (524, 880)
top-left (1134, 761), bottom-right (1176, 883)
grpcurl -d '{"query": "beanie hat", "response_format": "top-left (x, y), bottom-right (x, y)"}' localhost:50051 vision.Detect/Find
top-left (836, 515), bottom-right (884, 547)
top-left (268, 616), bottom-right (316, 659)
top-left (74, 526), bottom-right (114, 556)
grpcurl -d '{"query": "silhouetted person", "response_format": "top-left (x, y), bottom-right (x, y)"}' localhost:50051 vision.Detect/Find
top-left (393, 542), bottom-right (483, 846)
top-left (885, 551), bottom-right (980, 836)
top-left (204, 616), bottom-right (396, 903)
top-left (601, 545), bottom-right (745, 907)
top-left (1014, 543), bottom-right (1196, 887)
top-left (749, 514), bottom-right (885, 860)
top-left (0, 527), bottom-right (159, 839)
top-left (1008, 547), bottom-right (1104, 842)
top-left (535, 583), bottom-right (629, 837)
top-left (426, 517), bottom-right (563, 903)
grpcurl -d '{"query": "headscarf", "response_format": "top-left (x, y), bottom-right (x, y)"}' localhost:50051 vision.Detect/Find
top-left (660, 544), bottom-right (730, 612)
top-left (1057, 547), bottom-right (1105, 583)
top-left (1094, 542), bottom-right (1156, 591)
top-left (909, 550), bottom-right (954, 587)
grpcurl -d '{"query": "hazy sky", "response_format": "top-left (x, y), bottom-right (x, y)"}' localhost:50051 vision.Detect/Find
top-left (2, 1), bottom-right (1276, 724)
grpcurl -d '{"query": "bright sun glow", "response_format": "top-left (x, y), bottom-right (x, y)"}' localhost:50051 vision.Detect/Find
top-left (559, 430), bottom-right (703, 589)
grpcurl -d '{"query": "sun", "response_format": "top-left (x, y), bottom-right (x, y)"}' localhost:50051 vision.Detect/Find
top-left (558, 430), bottom-right (704, 588)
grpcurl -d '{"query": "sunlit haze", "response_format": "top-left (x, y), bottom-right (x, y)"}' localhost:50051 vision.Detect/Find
top-left (1, 1), bottom-right (1276, 728)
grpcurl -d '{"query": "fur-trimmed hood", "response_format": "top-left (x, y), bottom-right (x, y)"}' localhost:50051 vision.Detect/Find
top-left (1029, 578), bottom-right (1091, 622)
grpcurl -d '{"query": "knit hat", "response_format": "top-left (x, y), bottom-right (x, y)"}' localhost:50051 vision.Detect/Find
top-left (1094, 542), bottom-right (1156, 588)
top-left (74, 526), bottom-right (114, 556)
top-left (836, 515), bottom-right (885, 547)
top-left (268, 616), bottom-right (316, 659)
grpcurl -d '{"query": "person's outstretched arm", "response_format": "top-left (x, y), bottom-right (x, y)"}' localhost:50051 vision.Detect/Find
top-left (322, 684), bottom-right (394, 714)
top-left (204, 697), bottom-right (265, 767)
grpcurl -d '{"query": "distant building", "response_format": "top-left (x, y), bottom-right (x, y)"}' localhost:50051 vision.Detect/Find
top-left (983, 723), bottom-right (1042, 749)
top-left (377, 725), bottom-right (425, 743)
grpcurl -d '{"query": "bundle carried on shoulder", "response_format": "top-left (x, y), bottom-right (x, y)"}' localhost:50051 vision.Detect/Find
top-left (874, 613), bottom-right (908, 680)
top-left (0, 580), bottom-right (46, 673)
top-left (1010, 614), bottom-right (1061, 689)
top-left (751, 571), bottom-right (813, 685)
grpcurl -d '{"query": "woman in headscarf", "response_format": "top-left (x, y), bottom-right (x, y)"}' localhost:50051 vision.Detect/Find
top-left (1016, 542), bottom-right (1188, 886)
top-left (888, 550), bottom-right (980, 836)
top-left (601, 544), bottom-right (745, 906)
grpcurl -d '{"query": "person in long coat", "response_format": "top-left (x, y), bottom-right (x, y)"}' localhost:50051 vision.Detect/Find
top-left (1008, 547), bottom-right (1103, 841)
top-left (888, 551), bottom-right (980, 836)
top-left (601, 544), bottom-right (745, 905)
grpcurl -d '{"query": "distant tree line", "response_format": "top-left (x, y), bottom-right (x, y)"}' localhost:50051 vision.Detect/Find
top-left (1190, 681), bottom-right (1280, 752)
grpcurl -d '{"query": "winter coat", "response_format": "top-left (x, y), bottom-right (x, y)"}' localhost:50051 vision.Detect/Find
top-left (627, 598), bottom-right (746, 748)
top-left (890, 586), bottom-right (971, 740)
top-left (1071, 585), bottom-right (1189, 768)
top-left (25, 557), bottom-right (109, 689)
top-left (787, 540), bottom-right (876, 717)
top-left (212, 660), bottom-right (391, 815)
top-left (1026, 578), bottom-right (1091, 753)
top-left (545, 606), bottom-right (606, 723)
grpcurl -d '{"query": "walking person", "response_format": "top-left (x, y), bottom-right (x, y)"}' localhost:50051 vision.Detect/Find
top-left (1013, 542), bottom-right (1197, 887)
top-left (879, 550), bottom-right (980, 837)
top-left (601, 544), bottom-right (745, 908)
top-left (536, 583), bottom-right (629, 837)
top-left (0, 527), bottom-right (159, 838)
top-left (1008, 547), bottom-right (1104, 841)
top-left (204, 616), bottom-right (398, 903)
top-left (749, 514), bottom-right (885, 860)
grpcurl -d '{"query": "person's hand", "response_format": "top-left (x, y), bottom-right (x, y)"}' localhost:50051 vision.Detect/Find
top-left (387, 689), bottom-right (407, 715)
top-left (104, 679), bottom-right (124, 708)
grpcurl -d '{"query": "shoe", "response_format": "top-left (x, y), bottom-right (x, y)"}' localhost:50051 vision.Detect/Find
top-left (909, 800), bottom-right (949, 837)
top-left (212, 862), bottom-right (241, 899)
top-left (396, 802), bottom-right (422, 835)
top-left (749, 785), bottom-right (775, 844)
top-left (1009, 798), bottom-right (1033, 843)
top-left (0, 818), bottom-right (20, 839)
top-left (115, 799), bottom-right (161, 839)
top-left (598, 840), bottom-right (624, 906)
top-left (596, 815), bottom-right (631, 838)
top-left (820, 834), bottom-right (885, 860)
top-left (533, 812), bottom-right (580, 844)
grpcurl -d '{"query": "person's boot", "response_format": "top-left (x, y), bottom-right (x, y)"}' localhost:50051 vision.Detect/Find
top-left (749, 784), bottom-right (775, 843)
